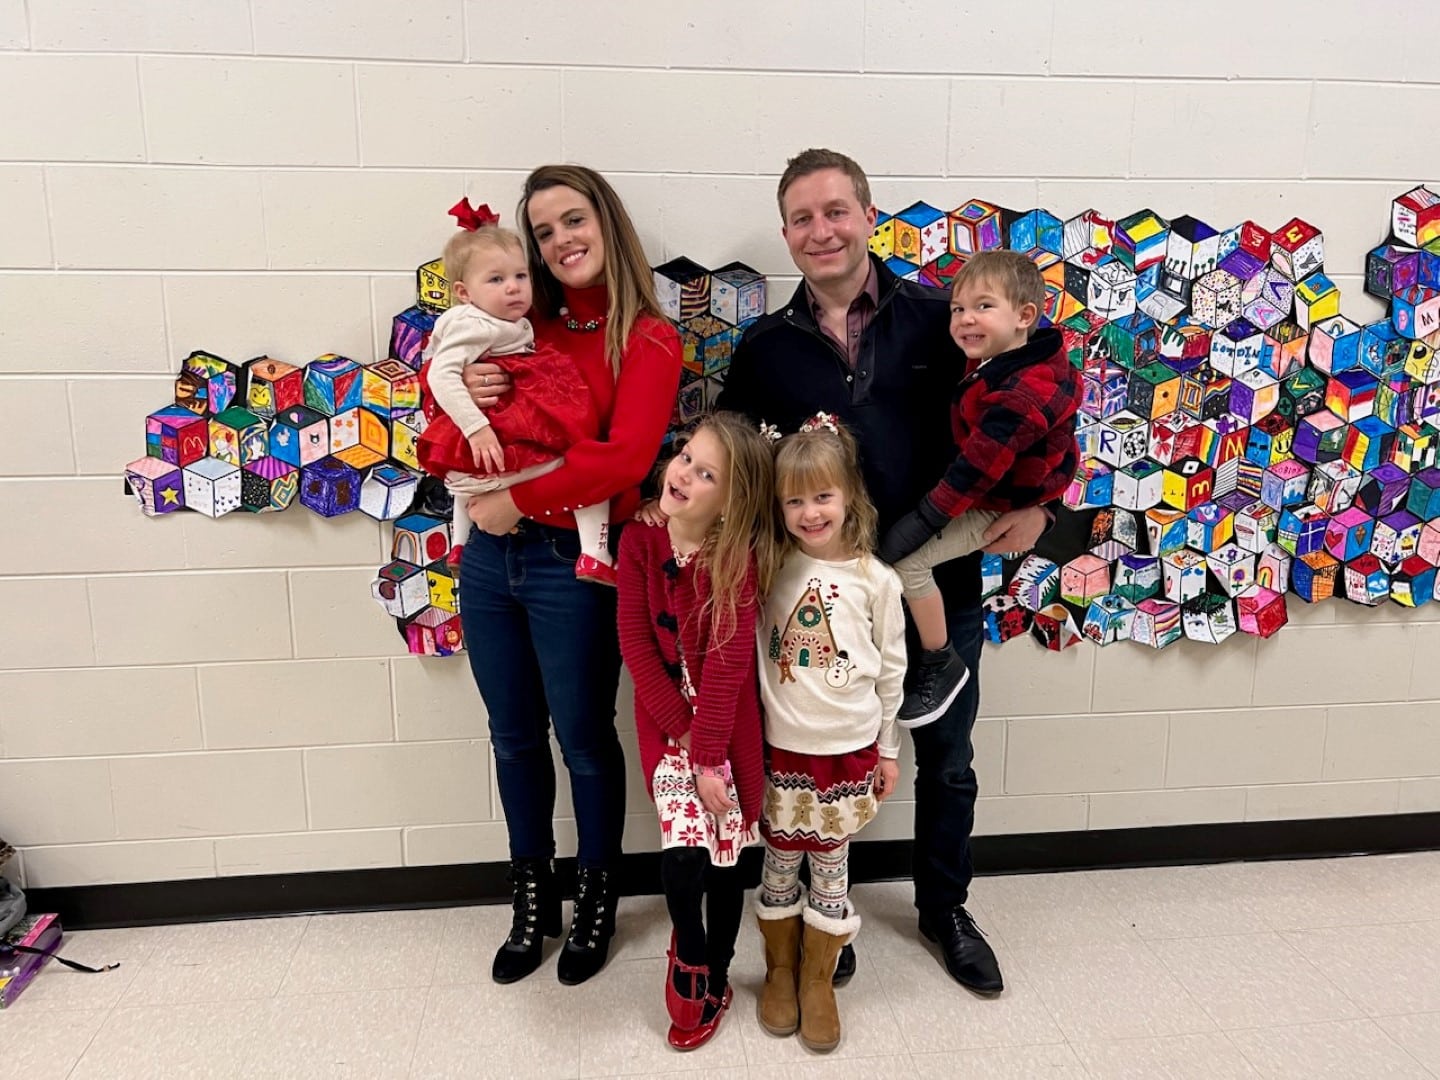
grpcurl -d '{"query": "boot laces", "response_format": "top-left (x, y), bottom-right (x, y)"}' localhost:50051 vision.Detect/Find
top-left (506, 869), bottom-right (542, 948)
top-left (567, 869), bottom-right (610, 950)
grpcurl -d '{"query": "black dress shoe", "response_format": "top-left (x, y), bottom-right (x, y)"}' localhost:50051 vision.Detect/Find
top-left (832, 942), bottom-right (856, 985)
top-left (492, 859), bottom-right (562, 985)
top-left (918, 905), bottom-right (1003, 994)
top-left (556, 867), bottom-right (618, 985)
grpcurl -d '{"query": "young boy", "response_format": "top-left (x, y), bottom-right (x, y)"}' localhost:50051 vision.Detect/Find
top-left (878, 250), bottom-right (1082, 726)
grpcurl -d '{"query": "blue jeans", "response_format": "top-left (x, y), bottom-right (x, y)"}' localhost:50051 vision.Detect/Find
top-left (908, 603), bottom-right (982, 914)
top-left (459, 521), bottom-right (626, 868)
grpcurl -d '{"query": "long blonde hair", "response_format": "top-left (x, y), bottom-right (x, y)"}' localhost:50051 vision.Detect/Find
top-left (517, 164), bottom-right (665, 374)
top-left (773, 422), bottom-right (879, 561)
top-left (679, 412), bottom-right (780, 645)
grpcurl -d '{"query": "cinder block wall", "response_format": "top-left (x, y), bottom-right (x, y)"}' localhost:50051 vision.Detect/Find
top-left (1, 0), bottom-right (1437, 889)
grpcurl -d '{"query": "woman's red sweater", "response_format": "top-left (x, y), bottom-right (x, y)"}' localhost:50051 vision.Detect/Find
top-left (511, 285), bottom-right (680, 528)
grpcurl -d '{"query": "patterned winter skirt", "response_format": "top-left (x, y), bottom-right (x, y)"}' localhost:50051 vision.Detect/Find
top-left (761, 743), bottom-right (881, 852)
top-left (652, 746), bottom-right (759, 868)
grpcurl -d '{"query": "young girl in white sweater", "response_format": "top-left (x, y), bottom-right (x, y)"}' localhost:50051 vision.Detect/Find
top-left (754, 413), bottom-right (906, 1054)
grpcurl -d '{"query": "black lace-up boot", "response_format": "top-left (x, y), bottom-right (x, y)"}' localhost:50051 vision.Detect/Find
top-left (492, 859), bottom-right (562, 985)
top-left (556, 866), bottom-right (618, 985)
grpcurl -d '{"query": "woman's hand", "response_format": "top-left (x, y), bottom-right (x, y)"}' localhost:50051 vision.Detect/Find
top-left (466, 490), bottom-right (524, 535)
top-left (695, 774), bottom-right (736, 816)
top-left (633, 499), bottom-right (668, 527)
top-left (873, 757), bottom-right (900, 802)
top-left (461, 362), bottom-right (513, 410)
top-left (980, 505), bottom-right (1047, 556)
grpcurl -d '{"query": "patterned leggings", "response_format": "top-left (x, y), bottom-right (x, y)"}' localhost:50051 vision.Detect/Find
top-left (759, 840), bottom-right (850, 919)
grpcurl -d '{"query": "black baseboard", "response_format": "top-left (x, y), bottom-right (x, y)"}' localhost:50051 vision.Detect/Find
top-left (24, 811), bottom-right (1440, 930)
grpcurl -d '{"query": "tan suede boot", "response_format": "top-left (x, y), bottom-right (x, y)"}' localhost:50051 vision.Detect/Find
top-left (797, 904), bottom-right (861, 1053)
top-left (755, 894), bottom-right (806, 1036)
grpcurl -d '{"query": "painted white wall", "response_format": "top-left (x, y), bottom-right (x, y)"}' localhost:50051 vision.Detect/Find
top-left (1, 0), bottom-right (1437, 888)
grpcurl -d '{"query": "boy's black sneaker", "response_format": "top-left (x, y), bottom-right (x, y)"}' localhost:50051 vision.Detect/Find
top-left (897, 644), bottom-right (970, 729)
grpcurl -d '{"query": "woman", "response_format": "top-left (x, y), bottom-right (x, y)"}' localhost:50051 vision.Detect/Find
top-left (452, 165), bottom-right (681, 986)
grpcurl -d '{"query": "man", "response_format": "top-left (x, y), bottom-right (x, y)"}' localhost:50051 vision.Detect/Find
top-left (716, 149), bottom-right (1049, 994)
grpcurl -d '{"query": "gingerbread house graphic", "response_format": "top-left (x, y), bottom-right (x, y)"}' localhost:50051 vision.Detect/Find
top-left (772, 577), bottom-right (839, 682)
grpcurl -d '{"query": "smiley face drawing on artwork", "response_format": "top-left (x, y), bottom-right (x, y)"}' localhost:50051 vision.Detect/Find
top-left (825, 650), bottom-right (853, 689)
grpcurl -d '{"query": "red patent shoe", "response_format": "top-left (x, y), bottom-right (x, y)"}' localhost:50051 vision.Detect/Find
top-left (665, 933), bottom-right (709, 1032)
top-left (667, 985), bottom-right (732, 1051)
top-left (575, 554), bottom-right (618, 586)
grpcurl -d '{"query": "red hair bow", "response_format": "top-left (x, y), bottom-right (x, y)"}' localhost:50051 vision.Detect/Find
top-left (449, 197), bottom-right (500, 231)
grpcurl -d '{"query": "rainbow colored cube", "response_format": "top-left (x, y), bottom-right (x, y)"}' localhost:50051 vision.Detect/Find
top-left (361, 359), bottom-right (421, 419)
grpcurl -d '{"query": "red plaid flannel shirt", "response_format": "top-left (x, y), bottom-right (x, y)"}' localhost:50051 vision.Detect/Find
top-left (925, 327), bottom-right (1081, 522)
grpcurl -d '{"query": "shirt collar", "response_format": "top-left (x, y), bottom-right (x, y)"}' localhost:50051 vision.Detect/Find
top-left (804, 262), bottom-right (879, 319)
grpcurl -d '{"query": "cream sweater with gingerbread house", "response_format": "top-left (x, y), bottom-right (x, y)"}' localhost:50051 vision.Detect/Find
top-left (758, 552), bottom-right (905, 759)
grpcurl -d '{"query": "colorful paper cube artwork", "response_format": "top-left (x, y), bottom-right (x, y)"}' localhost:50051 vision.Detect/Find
top-left (1391, 556), bottom-right (1437, 607)
top-left (304, 355), bottom-right (364, 415)
top-left (359, 464), bottom-right (419, 521)
top-left (240, 456), bottom-right (298, 512)
top-left (299, 457), bottom-right (362, 518)
top-left (1082, 594), bottom-right (1136, 645)
top-left (1182, 593), bottom-right (1238, 645)
top-left (1292, 550), bottom-right (1341, 602)
top-left (1343, 554), bottom-right (1391, 606)
top-left (1236, 584), bottom-right (1289, 637)
top-left (246, 358), bottom-right (304, 420)
top-left (1130, 597), bottom-right (1182, 649)
top-left (1031, 603), bottom-right (1082, 651)
top-left (371, 559), bottom-right (430, 619)
top-left (404, 606), bottom-right (465, 657)
top-left (982, 595), bottom-right (1031, 643)
top-left (121, 191), bottom-right (1440, 656)
top-left (125, 457), bottom-right (185, 516)
top-left (182, 457), bottom-right (242, 518)
top-left (146, 405), bottom-right (210, 467)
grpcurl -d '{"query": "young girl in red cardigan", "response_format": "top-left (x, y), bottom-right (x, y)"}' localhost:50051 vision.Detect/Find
top-left (617, 412), bottom-right (779, 1051)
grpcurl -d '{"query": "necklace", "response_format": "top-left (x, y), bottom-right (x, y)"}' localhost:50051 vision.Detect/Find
top-left (670, 543), bottom-right (697, 568)
top-left (559, 306), bottom-right (606, 333)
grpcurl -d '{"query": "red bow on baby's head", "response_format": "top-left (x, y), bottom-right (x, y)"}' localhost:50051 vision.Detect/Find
top-left (449, 197), bottom-right (500, 231)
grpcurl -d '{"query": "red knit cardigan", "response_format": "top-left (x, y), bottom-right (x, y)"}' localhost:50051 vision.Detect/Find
top-left (616, 523), bottom-right (766, 828)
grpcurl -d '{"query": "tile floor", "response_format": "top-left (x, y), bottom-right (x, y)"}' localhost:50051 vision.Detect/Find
top-left (2, 852), bottom-right (1439, 1078)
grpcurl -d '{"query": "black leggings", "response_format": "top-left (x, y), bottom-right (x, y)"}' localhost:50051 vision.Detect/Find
top-left (660, 847), bottom-right (746, 990)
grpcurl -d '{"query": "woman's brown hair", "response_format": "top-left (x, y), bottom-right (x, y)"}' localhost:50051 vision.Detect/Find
top-left (772, 420), bottom-right (879, 561)
top-left (516, 164), bottom-right (665, 375)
